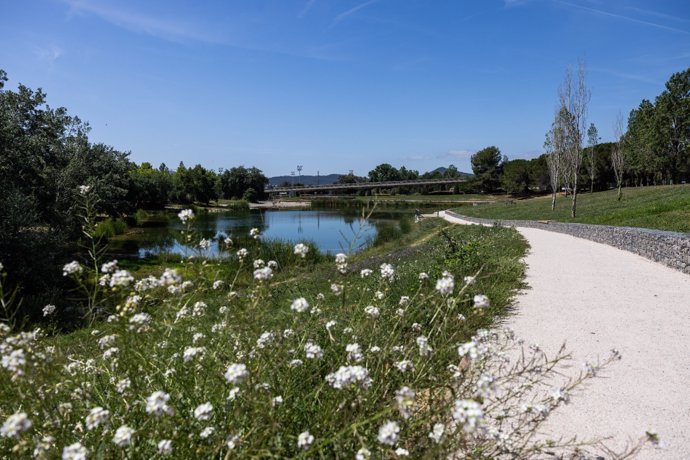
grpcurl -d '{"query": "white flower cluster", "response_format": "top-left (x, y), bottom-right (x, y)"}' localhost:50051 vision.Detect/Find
top-left (297, 431), bottom-right (314, 450)
top-left (62, 261), bottom-right (83, 277)
top-left (377, 420), bottom-right (400, 446)
top-left (473, 294), bottom-right (490, 309)
top-left (293, 243), bottom-right (309, 258)
top-left (224, 363), bottom-right (249, 385)
top-left (360, 268), bottom-right (373, 278)
top-left (253, 266), bottom-right (273, 281)
top-left (249, 228), bottom-right (261, 240)
top-left (0, 412), bottom-right (32, 439)
top-left (110, 270), bottom-right (134, 288)
top-left (42, 304), bottom-right (56, 317)
top-left (452, 399), bottom-right (484, 433)
top-left (178, 209), bottom-right (194, 223)
top-left (335, 253), bottom-right (348, 274)
top-left (304, 341), bottom-right (323, 359)
top-left (435, 271), bottom-right (454, 295)
top-left (146, 391), bottom-right (175, 417)
top-left (380, 263), bottom-right (395, 282)
top-left (325, 365), bottom-right (371, 390)
top-left (290, 297), bottom-right (309, 313)
top-left (85, 406), bottom-right (110, 430)
top-left (395, 386), bottom-right (416, 419)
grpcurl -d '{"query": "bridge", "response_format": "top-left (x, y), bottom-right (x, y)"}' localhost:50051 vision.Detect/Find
top-left (268, 177), bottom-right (468, 196)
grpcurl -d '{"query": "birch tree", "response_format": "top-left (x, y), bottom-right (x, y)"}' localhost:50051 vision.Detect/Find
top-left (545, 110), bottom-right (568, 211)
top-left (612, 112), bottom-right (626, 201)
top-left (558, 62), bottom-right (590, 218)
top-left (586, 123), bottom-right (598, 193)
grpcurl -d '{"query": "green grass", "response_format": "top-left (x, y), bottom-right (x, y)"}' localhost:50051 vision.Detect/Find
top-left (1, 218), bottom-right (529, 458)
top-left (453, 185), bottom-right (690, 233)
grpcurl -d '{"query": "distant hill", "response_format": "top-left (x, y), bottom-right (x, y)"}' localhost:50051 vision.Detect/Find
top-left (268, 174), bottom-right (342, 187)
top-left (424, 167), bottom-right (473, 178)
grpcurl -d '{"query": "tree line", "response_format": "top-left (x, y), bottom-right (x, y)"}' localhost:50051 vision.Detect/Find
top-left (0, 70), bottom-right (267, 313)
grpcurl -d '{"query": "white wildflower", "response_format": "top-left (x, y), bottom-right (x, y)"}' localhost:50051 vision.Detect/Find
top-left (145, 391), bottom-right (174, 417)
top-left (380, 263), bottom-right (395, 282)
top-left (224, 363), bottom-right (249, 385)
top-left (364, 305), bottom-right (380, 318)
top-left (330, 283), bottom-right (343, 295)
top-left (435, 274), bottom-right (454, 295)
top-left (297, 431), bottom-right (314, 450)
top-left (253, 266), bottom-right (273, 281)
top-left (183, 346), bottom-right (206, 363)
top-left (377, 420), bottom-right (400, 446)
top-left (326, 365), bottom-right (371, 389)
top-left (399, 296), bottom-right (410, 306)
top-left (290, 297), bottom-right (310, 313)
top-left (236, 248), bottom-right (248, 261)
top-left (360, 268), bottom-right (373, 278)
top-left (42, 304), bottom-right (56, 317)
top-left (101, 260), bottom-right (118, 274)
top-left (464, 275), bottom-right (476, 285)
top-left (294, 243), bottom-right (309, 258)
top-left (194, 403), bottom-right (213, 421)
top-left (199, 238), bottom-right (211, 250)
top-left (85, 407), bottom-right (110, 430)
top-left (346, 343), bottom-right (363, 363)
top-left (272, 396), bottom-right (283, 407)
top-left (395, 386), bottom-right (416, 419)
top-left (395, 448), bottom-right (409, 456)
top-left (335, 253), bottom-right (348, 274)
top-left (62, 442), bottom-right (87, 460)
top-left (78, 185), bottom-right (91, 195)
top-left (452, 399), bottom-right (484, 433)
top-left (178, 209), bottom-right (194, 223)
top-left (428, 423), bottom-right (445, 443)
top-left (112, 425), bottom-right (135, 447)
top-left (109, 270), bottom-right (134, 288)
top-left (212, 280), bottom-right (224, 290)
top-left (200, 426), bottom-right (215, 439)
top-left (0, 412), bottom-right (32, 439)
top-left (418, 272), bottom-right (429, 281)
top-left (394, 360), bottom-right (414, 373)
top-left (62, 261), bottom-right (83, 277)
top-left (256, 331), bottom-right (275, 349)
top-left (356, 448), bottom-right (372, 460)
top-left (253, 259), bottom-right (265, 269)
top-left (416, 335), bottom-right (433, 357)
top-left (473, 294), bottom-right (490, 309)
top-left (304, 341), bottom-right (323, 359)
top-left (158, 439), bottom-right (173, 456)
top-left (249, 227), bottom-right (261, 239)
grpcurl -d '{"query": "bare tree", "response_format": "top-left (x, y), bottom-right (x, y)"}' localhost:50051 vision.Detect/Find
top-left (558, 62), bottom-right (590, 218)
top-left (545, 109), bottom-right (569, 211)
top-left (586, 123), bottom-right (598, 193)
top-left (612, 112), bottom-right (626, 201)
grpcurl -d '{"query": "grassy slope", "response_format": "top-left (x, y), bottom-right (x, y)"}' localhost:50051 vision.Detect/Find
top-left (454, 185), bottom-right (690, 233)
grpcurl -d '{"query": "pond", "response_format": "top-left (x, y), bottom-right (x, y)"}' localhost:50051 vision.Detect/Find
top-left (109, 209), bottom-right (416, 258)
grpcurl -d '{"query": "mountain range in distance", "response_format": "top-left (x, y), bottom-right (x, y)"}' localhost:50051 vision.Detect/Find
top-left (268, 167), bottom-right (472, 186)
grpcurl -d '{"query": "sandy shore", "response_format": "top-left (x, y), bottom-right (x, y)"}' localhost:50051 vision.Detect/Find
top-left (436, 211), bottom-right (690, 458)
top-left (249, 200), bottom-right (311, 209)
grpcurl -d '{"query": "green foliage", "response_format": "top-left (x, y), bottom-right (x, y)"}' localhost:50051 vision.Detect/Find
top-left (501, 159), bottom-right (531, 195)
top-left (220, 166), bottom-right (268, 200)
top-left (93, 218), bottom-right (128, 239)
top-left (242, 187), bottom-right (258, 203)
top-left (470, 146), bottom-right (506, 193)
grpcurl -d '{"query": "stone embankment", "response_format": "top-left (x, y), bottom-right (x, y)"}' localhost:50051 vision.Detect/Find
top-left (444, 210), bottom-right (690, 274)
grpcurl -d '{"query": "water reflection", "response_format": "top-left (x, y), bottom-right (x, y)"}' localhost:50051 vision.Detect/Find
top-left (109, 209), bottom-right (402, 259)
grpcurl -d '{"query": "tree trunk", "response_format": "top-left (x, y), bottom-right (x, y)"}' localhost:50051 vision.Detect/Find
top-left (551, 191), bottom-right (556, 211)
top-left (617, 185), bottom-right (622, 201)
top-left (571, 182), bottom-right (578, 217)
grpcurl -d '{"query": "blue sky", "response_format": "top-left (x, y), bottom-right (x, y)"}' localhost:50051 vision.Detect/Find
top-left (2, 0), bottom-right (689, 177)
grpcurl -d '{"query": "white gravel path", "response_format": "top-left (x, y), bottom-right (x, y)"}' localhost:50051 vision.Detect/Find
top-left (436, 211), bottom-right (690, 459)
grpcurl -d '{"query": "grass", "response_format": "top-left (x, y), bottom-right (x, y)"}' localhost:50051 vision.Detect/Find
top-left (453, 185), bottom-right (690, 233)
top-left (1, 216), bottom-right (533, 458)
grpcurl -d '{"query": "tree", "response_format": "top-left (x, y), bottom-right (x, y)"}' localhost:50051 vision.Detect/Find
top-left (368, 163), bottom-right (402, 182)
top-left (586, 123), bottom-right (598, 193)
top-left (545, 114), bottom-right (567, 211)
top-left (655, 68), bottom-right (690, 183)
top-left (558, 62), bottom-right (590, 217)
top-left (501, 159), bottom-right (531, 195)
top-left (612, 112), bottom-right (626, 201)
top-left (470, 146), bottom-right (506, 193)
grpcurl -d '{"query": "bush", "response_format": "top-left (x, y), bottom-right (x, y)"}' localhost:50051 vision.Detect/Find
top-left (242, 188), bottom-right (258, 203)
top-left (93, 218), bottom-right (128, 239)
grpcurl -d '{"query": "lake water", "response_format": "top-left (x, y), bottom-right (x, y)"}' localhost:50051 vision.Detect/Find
top-left (110, 209), bottom-right (410, 258)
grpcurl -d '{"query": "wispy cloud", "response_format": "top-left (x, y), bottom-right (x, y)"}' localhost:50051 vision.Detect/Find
top-left (63, 0), bottom-right (224, 43)
top-left (443, 149), bottom-right (475, 159)
top-left (625, 6), bottom-right (690, 25)
top-left (405, 154), bottom-right (433, 161)
top-left (590, 67), bottom-right (660, 85)
top-left (299, 0), bottom-right (317, 18)
top-left (332, 0), bottom-right (380, 27)
top-left (554, 0), bottom-right (690, 35)
top-left (34, 44), bottom-right (63, 63)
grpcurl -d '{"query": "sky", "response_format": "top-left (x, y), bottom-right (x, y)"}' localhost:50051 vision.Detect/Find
top-left (1, 0), bottom-right (689, 177)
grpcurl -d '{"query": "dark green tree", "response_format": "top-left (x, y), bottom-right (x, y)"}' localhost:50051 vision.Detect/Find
top-left (470, 146), bottom-right (506, 193)
top-left (501, 159), bottom-right (531, 195)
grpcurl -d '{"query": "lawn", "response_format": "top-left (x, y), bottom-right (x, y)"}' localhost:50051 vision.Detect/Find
top-left (453, 185), bottom-right (690, 233)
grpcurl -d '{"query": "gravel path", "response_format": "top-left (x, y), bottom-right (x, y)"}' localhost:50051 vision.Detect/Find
top-left (436, 211), bottom-right (690, 458)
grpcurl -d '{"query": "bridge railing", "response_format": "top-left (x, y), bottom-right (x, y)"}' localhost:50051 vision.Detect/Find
top-left (269, 177), bottom-right (468, 193)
